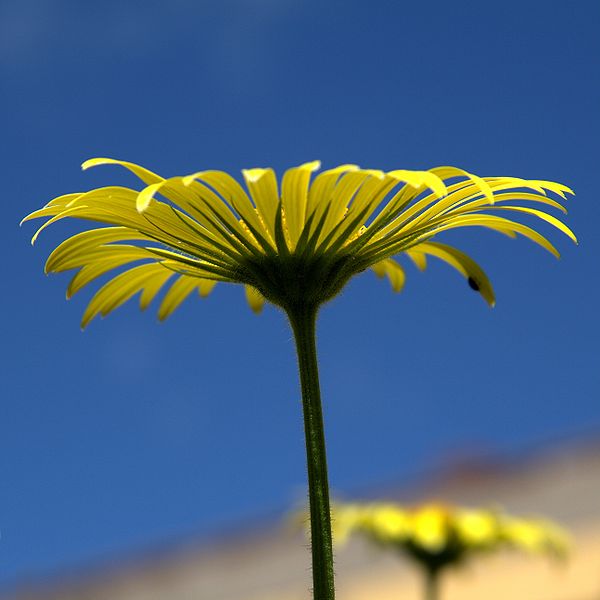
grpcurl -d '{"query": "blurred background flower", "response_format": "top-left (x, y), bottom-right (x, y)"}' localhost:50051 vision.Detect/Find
top-left (331, 501), bottom-right (570, 599)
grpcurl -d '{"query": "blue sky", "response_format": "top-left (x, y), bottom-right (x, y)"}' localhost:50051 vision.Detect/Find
top-left (2, 0), bottom-right (599, 591)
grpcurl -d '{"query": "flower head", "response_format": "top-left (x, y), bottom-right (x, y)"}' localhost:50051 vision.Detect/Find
top-left (331, 501), bottom-right (570, 572)
top-left (23, 158), bottom-right (575, 327)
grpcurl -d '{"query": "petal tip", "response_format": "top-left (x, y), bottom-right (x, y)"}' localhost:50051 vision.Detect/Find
top-left (242, 168), bottom-right (267, 183)
top-left (81, 158), bottom-right (97, 171)
top-left (136, 196), bottom-right (152, 213)
top-left (81, 157), bottom-right (113, 171)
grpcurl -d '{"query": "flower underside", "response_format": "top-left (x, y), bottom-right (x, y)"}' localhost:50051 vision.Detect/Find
top-left (23, 159), bottom-right (576, 327)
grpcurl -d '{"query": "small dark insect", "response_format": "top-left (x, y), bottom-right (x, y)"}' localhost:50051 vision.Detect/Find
top-left (467, 277), bottom-right (480, 291)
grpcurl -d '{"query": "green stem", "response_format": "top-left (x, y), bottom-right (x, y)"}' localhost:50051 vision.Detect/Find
top-left (424, 568), bottom-right (440, 600)
top-left (288, 303), bottom-right (335, 600)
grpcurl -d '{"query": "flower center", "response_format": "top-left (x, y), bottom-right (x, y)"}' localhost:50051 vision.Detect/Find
top-left (241, 253), bottom-right (358, 311)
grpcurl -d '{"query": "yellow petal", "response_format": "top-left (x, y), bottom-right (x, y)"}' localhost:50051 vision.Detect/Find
top-left (198, 279), bottom-right (217, 298)
top-left (82, 157), bottom-right (164, 186)
top-left (136, 182), bottom-right (163, 212)
top-left (459, 192), bottom-right (567, 214)
top-left (281, 161), bottom-right (321, 248)
top-left (184, 170), bottom-right (275, 250)
top-left (487, 206), bottom-right (577, 244)
top-left (158, 275), bottom-right (203, 321)
top-left (66, 248), bottom-right (155, 297)
top-left (454, 509), bottom-right (499, 547)
top-left (45, 227), bottom-right (150, 273)
top-left (415, 215), bottom-right (561, 258)
top-left (430, 166), bottom-right (494, 204)
top-left (244, 285), bottom-right (265, 313)
top-left (316, 170), bottom-right (376, 247)
top-left (242, 168), bottom-right (280, 240)
top-left (387, 170), bottom-right (447, 198)
top-left (410, 505), bottom-right (449, 552)
top-left (367, 505), bottom-right (410, 541)
top-left (409, 241), bottom-right (496, 306)
top-left (527, 180), bottom-right (574, 198)
top-left (31, 206), bottom-right (91, 245)
top-left (306, 164), bottom-right (359, 216)
top-left (20, 194), bottom-right (83, 225)
top-left (139, 269), bottom-right (176, 310)
top-left (370, 259), bottom-right (404, 291)
top-left (81, 263), bottom-right (168, 328)
top-left (405, 249), bottom-right (427, 271)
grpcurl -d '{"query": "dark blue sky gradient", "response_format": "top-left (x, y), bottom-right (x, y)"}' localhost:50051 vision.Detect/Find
top-left (2, 0), bottom-right (599, 590)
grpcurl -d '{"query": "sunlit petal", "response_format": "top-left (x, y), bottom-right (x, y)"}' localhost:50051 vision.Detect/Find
top-left (24, 160), bottom-right (575, 324)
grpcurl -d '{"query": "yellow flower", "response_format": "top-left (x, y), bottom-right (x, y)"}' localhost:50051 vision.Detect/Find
top-left (23, 158), bottom-right (575, 328)
top-left (332, 501), bottom-right (570, 568)
top-left (331, 502), bottom-right (571, 600)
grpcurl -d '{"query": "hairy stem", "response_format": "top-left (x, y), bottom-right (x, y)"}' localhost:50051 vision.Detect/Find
top-left (288, 303), bottom-right (335, 600)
